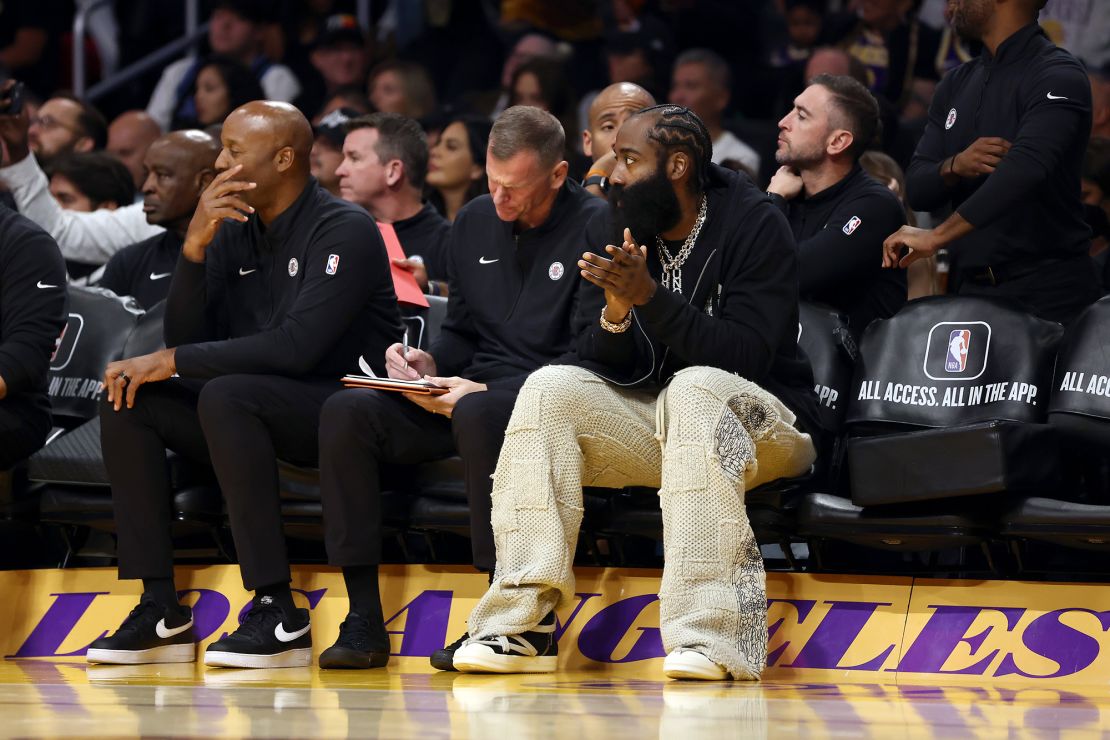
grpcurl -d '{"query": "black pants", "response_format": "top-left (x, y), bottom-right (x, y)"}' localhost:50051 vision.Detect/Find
top-left (100, 374), bottom-right (340, 589)
top-left (0, 396), bottom-right (50, 469)
top-left (318, 387), bottom-right (517, 571)
top-left (955, 255), bottom-right (1102, 326)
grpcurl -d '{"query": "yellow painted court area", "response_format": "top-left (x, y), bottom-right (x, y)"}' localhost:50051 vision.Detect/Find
top-left (2, 565), bottom-right (1110, 737)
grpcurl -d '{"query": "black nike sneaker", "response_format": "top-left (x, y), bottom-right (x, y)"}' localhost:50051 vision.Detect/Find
top-left (203, 595), bottom-right (312, 669)
top-left (430, 632), bottom-right (469, 672)
top-left (318, 612), bottom-right (390, 669)
top-left (86, 596), bottom-right (196, 665)
top-left (452, 612), bottom-right (557, 674)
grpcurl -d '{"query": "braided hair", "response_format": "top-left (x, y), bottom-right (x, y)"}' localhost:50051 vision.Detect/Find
top-left (630, 103), bottom-right (714, 193)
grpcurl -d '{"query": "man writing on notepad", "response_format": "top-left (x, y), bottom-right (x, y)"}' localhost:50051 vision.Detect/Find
top-left (314, 106), bottom-right (608, 670)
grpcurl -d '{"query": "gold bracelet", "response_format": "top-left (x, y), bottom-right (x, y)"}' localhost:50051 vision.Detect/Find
top-left (599, 307), bottom-right (632, 333)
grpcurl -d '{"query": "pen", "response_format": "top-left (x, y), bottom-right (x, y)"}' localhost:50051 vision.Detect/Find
top-left (402, 329), bottom-right (409, 369)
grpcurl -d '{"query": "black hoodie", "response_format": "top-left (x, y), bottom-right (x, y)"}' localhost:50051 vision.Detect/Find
top-left (577, 165), bottom-right (822, 437)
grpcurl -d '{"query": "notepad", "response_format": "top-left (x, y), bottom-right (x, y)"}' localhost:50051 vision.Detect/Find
top-left (340, 374), bottom-right (449, 395)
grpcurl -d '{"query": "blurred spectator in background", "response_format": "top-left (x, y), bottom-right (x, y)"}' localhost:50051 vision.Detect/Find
top-left (47, 152), bottom-right (135, 213)
top-left (26, 96), bottom-right (109, 168)
top-left (368, 60), bottom-right (437, 120)
top-left (311, 107), bottom-right (361, 197)
top-left (314, 86), bottom-right (373, 123)
top-left (860, 149), bottom-right (938, 299)
top-left (1091, 67), bottom-right (1110, 141)
top-left (669, 49), bottom-right (760, 174)
top-left (827, 0), bottom-right (941, 121)
top-left (426, 115), bottom-right (492, 222)
top-left (174, 56), bottom-right (267, 130)
top-left (335, 113), bottom-right (450, 292)
top-left (509, 57), bottom-right (581, 172)
top-left (299, 14), bottom-right (373, 123)
top-left (146, 0), bottom-right (301, 131)
top-left (478, 32), bottom-right (562, 118)
top-left (604, 16), bottom-right (673, 102)
top-left (769, 0), bottom-right (826, 71)
top-left (107, 111), bottom-right (163, 191)
top-left (1082, 137), bottom-right (1110, 288)
top-left (579, 81), bottom-right (655, 199)
top-left (0, 0), bottom-right (66, 102)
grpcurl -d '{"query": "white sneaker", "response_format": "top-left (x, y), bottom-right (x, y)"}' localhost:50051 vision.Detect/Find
top-left (452, 613), bottom-right (558, 674)
top-left (663, 649), bottom-right (729, 681)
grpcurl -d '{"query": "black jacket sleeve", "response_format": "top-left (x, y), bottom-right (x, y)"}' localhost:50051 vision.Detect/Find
top-left (163, 235), bottom-right (228, 349)
top-left (796, 190), bottom-right (907, 293)
top-left (429, 224), bottom-right (479, 377)
top-left (173, 214), bottom-right (391, 377)
top-left (636, 203), bottom-right (798, 380)
top-left (0, 222), bottom-right (68, 396)
top-left (956, 60), bottom-right (1091, 229)
top-left (906, 73), bottom-right (958, 212)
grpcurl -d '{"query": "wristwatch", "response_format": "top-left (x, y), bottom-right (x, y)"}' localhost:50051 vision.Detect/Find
top-left (583, 174), bottom-right (610, 194)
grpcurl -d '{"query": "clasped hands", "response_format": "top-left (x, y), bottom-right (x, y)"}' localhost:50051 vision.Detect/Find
top-left (578, 227), bottom-right (657, 321)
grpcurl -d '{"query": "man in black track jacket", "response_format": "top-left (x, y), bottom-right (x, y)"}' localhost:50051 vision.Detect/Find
top-left (768, 74), bottom-right (906, 332)
top-left (0, 204), bottom-right (67, 467)
top-left (884, 0), bottom-right (1099, 324)
top-left (451, 105), bottom-right (820, 681)
top-left (96, 130), bottom-right (220, 309)
top-left (313, 106), bottom-right (607, 671)
top-left (88, 102), bottom-right (401, 671)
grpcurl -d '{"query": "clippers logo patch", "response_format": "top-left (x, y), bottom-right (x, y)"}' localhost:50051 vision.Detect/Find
top-left (548, 261), bottom-right (565, 281)
top-left (924, 321), bottom-right (991, 381)
top-left (945, 330), bottom-right (970, 372)
top-left (946, 108), bottom-right (957, 129)
top-left (326, 254), bottom-right (340, 275)
top-left (288, 258), bottom-right (299, 277)
top-left (842, 216), bottom-right (862, 236)
top-left (50, 314), bottom-right (84, 372)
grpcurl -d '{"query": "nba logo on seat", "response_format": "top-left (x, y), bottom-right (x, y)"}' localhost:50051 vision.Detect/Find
top-left (49, 314), bottom-right (84, 372)
top-left (924, 321), bottom-right (990, 380)
top-left (945, 330), bottom-right (970, 372)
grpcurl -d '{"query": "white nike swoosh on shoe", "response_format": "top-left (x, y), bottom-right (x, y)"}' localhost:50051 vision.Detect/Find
top-left (274, 622), bottom-right (311, 642)
top-left (155, 618), bottom-right (193, 639)
top-left (36, 281), bottom-right (58, 289)
top-left (149, 272), bottom-right (172, 281)
top-left (1046, 92), bottom-right (1068, 100)
top-left (239, 267), bottom-right (257, 276)
top-left (478, 257), bottom-right (499, 264)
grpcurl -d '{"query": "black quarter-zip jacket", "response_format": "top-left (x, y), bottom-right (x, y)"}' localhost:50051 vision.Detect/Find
top-left (165, 179), bottom-right (403, 379)
top-left (432, 178), bottom-right (608, 391)
top-left (773, 164), bottom-right (907, 332)
top-left (906, 23), bottom-right (1092, 269)
top-left (98, 230), bottom-right (183, 310)
top-left (0, 205), bottom-right (68, 423)
top-left (577, 165), bottom-right (822, 438)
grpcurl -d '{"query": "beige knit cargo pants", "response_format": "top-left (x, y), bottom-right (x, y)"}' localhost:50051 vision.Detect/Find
top-left (466, 364), bottom-right (817, 680)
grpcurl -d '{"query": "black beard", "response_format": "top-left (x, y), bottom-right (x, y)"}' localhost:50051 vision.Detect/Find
top-left (608, 168), bottom-right (683, 246)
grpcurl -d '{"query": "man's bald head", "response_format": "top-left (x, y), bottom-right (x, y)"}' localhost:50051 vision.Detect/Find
top-left (216, 101), bottom-right (315, 212)
top-left (584, 82), bottom-right (656, 160)
top-left (141, 130), bottom-right (221, 232)
top-left (108, 111), bottom-right (163, 189)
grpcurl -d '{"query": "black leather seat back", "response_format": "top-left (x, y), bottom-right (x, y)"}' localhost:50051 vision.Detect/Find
top-left (122, 299), bottom-right (167, 358)
top-left (48, 287), bottom-right (143, 423)
top-left (1047, 296), bottom-right (1110, 448)
top-left (847, 296), bottom-right (1063, 431)
top-left (798, 302), bottom-right (857, 433)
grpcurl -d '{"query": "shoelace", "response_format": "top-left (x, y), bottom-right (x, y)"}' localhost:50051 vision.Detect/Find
top-left (115, 599), bottom-right (161, 635)
top-left (233, 604), bottom-right (284, 641)
top-left (338, 614), bottom-right (371, 649)
top-left (468, 621), bottom-right (555, 657)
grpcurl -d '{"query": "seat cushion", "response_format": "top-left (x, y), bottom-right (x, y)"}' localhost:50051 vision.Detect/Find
top-left (797, 492), bottom-right (994, 550)
top-left (848, 421), bottom-right (1061, 506)
top-left (1001, 496), bottom-right (1110, 550)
